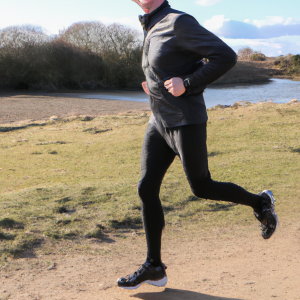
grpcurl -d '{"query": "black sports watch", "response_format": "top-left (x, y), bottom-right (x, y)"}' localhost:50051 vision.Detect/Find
top-left (183, 78), bottom-right (190, 89)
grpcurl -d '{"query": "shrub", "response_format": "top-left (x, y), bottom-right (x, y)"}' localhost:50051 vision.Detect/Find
top-left (292, 55), bottom-right (300, 65)
top-left (0, 38), bottom-right (104, 90)
top-left (250, 52), bottom-right (266, 61)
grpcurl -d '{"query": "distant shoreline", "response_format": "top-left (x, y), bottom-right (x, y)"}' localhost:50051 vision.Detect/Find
top-left (1, 92), bottom-right (298, 126)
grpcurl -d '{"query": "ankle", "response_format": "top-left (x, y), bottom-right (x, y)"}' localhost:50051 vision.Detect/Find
top-left (146, 257), bottom-right (162, 268)
top-left (259, 195), bottom-right (270, 211)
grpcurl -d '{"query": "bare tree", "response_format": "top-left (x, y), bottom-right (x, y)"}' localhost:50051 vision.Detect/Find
top-left (0, 25), bottom-right (50, 48)
top-left (237, 47), bottom-right (254, 60)
top-left (59, 21), bottom-right (143, 58)
top-left (59, 22), bottom-right (107, 53)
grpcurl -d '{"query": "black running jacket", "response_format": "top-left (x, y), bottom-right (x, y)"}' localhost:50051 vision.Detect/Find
top-left (139, 1), bottom-right (237, 127)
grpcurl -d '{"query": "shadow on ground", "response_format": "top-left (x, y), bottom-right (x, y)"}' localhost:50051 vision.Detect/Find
top-left (132, 288), bottom-right (243, 300)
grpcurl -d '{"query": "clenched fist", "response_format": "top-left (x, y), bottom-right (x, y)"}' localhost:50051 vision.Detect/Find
top-left (142, 81), bottom-right (150, 95)
top-left (164, 77), bottom-right (186, 97)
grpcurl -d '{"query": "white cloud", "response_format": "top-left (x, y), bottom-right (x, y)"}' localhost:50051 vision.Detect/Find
top-left (202, 15), bottom-right (300, 55)
top-left (203, 15), bottom-right (300, 39)
top-left (252, 16), bottom-right (285, 28)
top-left (283, 17), bottom-right (300, 25)
top-left (203, 15), bottom-right (230, 32)
top-left (195, 0), bottom-right (223, 6)
top-left (221, 36), bottom-right (300, 56)
top-left (252, 16), bottom-right (300, 27)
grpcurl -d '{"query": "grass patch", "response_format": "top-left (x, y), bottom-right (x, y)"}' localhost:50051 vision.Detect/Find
top-left (55, 197), bottom-right (72, 204)
top-left (48, 150), bottom-right (58, 155)
top-left (0, 123), bottom-right (47, 133)
top-left (36, 141), bottom-right (70, 145)
top-left (53, 206), bottom-right (69, 214)
top-left (291, 148), bottom-right (300, 154)
top-left (82, 127), bottom-right (112, 134)
top-left (0, 218), bottom-right (24, 229)
top-left (0, 234), bottom-right (42, 259)
top-left (86, 224), bottom-right (106, 239)
top-left (205, 202), bottom-right (238, 212)
top-left (0, 104), bottom-right (300, 260)
top-left (0, 232), bottom-right (15, 240)
top-left (81, 187), bottom-right (97, 195)
top-left (108, 216), bottom-right (143, 229)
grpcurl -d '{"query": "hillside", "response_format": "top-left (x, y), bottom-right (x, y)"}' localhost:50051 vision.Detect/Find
top-left (213, 61), bottom-right (273, 85)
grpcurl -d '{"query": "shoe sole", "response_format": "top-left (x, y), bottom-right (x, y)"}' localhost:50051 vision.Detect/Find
top-left (118, 276), bottom-right (168, 290)
top-left (262, 210), bottom-right (279, 239)
top-left (260, 190), bottom-right (279, 239)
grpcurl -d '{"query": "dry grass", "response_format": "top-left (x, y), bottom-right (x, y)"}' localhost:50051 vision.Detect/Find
top-left (0, 102), bottom-right (300, 261)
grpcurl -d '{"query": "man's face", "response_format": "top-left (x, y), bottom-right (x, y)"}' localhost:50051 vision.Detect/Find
top-left (132, 0), bottom-right (156, 13)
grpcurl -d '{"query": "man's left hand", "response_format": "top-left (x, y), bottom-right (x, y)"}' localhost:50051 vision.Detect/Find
top-left (164, 77), bottom-right (186, 97)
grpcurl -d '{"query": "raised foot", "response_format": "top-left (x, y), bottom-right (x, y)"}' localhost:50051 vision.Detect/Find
top-left (254, 190), bottom-right (279, 239)
top-left (117, 261), bottom-right (167, 290)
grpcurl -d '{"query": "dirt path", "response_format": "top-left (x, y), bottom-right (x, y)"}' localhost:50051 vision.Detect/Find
top-left (1, 226), bottom-right (299, 300)
top-left (0, 93), bottom-right (150, 125)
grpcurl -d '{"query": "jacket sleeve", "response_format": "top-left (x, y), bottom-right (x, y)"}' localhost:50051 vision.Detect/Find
top-left (174, 14), bottom-right (237, 95)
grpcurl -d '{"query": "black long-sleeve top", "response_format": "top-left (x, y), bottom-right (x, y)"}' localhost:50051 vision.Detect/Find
top-left (139, 1), bottom-right (237, 127)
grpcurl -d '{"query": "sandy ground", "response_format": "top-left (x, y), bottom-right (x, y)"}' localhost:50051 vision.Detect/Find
top-left (1, 226), bottom-right (300, 300)
top-left (0, 92), bottom-right (150, 125)
top-left (1, 93), bottom-right (300, 300)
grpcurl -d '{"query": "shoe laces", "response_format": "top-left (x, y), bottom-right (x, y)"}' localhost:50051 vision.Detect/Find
top-left (124, 261), bottom-right (151, 281)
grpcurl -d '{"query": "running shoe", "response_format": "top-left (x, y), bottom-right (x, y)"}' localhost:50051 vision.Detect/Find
top-left (117, 261), bottom-right (168, 290)
top-left (254, 190), bottom-right (279, 239)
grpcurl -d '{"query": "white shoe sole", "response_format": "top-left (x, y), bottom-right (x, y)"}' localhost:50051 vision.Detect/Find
top-left (118, 276), bottom-right (168, 290)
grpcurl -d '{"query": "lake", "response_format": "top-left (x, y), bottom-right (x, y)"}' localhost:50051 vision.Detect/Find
top-left (54, 78), bottom-right (299, 109)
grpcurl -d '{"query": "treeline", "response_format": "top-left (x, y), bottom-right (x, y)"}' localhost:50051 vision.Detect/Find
top-left (0, 22), bottom-right (144, 90)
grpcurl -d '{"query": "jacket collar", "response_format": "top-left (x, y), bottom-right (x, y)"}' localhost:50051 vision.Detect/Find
top-left (139, 1), bottom-right (170, 35)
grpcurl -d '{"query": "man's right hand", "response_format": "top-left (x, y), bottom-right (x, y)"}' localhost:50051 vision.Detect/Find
top-left (142, 81), bottom-right (150, 95)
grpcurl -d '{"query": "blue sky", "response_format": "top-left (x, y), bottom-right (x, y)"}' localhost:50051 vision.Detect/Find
top-left (1, 0), bottom-right (300, 56)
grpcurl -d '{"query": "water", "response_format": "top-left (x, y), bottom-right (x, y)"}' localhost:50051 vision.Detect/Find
top-left (204, 79), bottom-right (300, 108)
top-left (55, 79), bottom-right (299, 109)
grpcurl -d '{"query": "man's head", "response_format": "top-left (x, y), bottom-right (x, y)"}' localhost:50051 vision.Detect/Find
top-left (131, 0), bottom-right (165, 14)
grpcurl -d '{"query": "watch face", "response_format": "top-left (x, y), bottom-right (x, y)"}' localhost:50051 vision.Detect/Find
top-left (184, 79), bottom-right (190, 88)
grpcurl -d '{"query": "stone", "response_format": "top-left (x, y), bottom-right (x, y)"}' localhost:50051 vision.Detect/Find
top-left (287, 99), bottom-right (298, 104)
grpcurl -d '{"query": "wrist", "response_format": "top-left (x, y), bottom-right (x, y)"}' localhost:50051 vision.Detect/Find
top-left (183, 78), bottom-right (191, 90)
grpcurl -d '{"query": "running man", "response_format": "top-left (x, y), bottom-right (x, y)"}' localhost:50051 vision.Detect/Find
top-left (117, 0), bottom-right (279, 290)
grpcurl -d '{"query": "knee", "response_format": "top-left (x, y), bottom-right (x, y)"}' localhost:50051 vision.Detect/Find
top-left (138, 179), bottom-right (152, 204)
top-left (137, 179), bottom-right (145, 200)
top-left (190, 177), bottom-right (212, 199)
top-left (138, 177), bottom-right (160, 204)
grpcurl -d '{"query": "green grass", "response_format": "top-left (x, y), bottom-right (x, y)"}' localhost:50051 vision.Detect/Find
top-left (0, 103), bottom-right (300, 260)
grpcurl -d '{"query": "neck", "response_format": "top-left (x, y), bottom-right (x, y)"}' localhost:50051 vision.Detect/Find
top-left (148, 0), bottom-right (165, 13)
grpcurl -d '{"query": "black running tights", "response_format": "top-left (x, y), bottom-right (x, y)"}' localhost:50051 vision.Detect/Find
top-left (138, 121), bottom-right (264, 266)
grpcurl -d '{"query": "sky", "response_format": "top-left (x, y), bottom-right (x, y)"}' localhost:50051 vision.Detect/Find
top-left (1, 0), bottom-right (300, 56)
